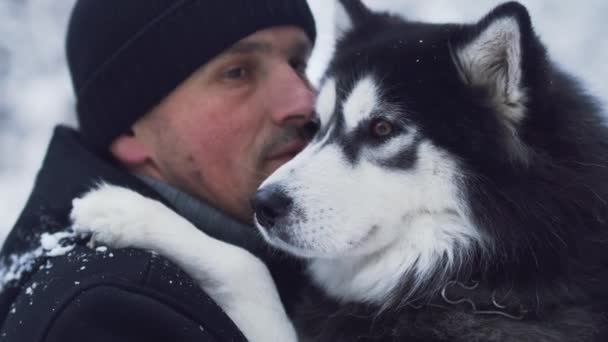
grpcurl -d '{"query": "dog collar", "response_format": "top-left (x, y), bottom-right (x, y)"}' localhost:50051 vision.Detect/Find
top-left (409, 280), bottom-right (531, 320)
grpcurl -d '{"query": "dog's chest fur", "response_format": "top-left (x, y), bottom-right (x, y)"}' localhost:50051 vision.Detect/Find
top-left (293, 285), bottom-right (603, 342)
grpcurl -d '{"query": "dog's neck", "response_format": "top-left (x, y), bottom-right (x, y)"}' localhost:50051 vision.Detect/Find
top-left (306, 233), bottom-right (442, 305)
top-left (306, 235), bottom-right (536, 321)
top-left (306, 248), bottom-right (403, 305)
top-left (308, 253), bottom-right (535, 320)
top-left (305, 214), bottom-right (478, 306)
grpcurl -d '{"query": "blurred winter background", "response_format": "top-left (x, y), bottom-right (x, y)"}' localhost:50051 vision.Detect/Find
top-left (0, 0), bottom-right (606, 243)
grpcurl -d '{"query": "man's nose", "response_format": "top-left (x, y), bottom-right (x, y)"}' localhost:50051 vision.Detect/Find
top-left (268, 64), bottom-right (315, 127)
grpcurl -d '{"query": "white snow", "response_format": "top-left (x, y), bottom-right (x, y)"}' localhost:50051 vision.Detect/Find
top-left (0, 249), bottom-right (44, 291)
top-left (40, 231), bottom-right (76, 256)
top-left (95, 246), bottom-right (108, 253)
top-left (0, 230), bottom-right (76, 291)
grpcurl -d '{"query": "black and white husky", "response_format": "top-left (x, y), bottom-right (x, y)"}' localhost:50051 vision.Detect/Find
top-left (70, 1), bottom-right (608, 341)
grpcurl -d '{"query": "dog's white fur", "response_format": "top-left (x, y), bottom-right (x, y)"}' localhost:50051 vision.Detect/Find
top-left (342, 76), bottom-right (380, 130)
top-left (71, 185), bottom-right (297, 342)
top-left (315, 77), bottom-right (337, 127)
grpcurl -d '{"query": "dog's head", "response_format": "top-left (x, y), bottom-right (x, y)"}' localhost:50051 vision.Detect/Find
top-left (253, 1), bottom-right (603, 299)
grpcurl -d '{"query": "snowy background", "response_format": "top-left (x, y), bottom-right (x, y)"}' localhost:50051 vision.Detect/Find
top-left (1, 0), bottom-right (606, 243)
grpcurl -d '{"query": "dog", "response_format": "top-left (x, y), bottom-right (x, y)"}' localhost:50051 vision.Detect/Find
top-left (70, 1), bottom-right (608, 341)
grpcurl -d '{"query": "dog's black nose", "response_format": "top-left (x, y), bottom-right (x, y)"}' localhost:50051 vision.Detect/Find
top-left (252, 187), bottom-right (292, 228)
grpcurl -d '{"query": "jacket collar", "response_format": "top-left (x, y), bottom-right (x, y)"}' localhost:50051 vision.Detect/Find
top-left (138, 175), bottom-right (265, 255)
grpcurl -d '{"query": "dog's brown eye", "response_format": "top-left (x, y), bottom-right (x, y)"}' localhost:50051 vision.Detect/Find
top-left (371, 119), bottom-right (394, 137)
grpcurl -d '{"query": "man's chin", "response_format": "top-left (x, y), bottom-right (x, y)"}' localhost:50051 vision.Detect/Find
top-left (264, 154), bottom-right (296, 174)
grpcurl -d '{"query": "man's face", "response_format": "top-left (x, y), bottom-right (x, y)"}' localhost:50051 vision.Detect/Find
top-left (128, 26), bottom-right (316, 223)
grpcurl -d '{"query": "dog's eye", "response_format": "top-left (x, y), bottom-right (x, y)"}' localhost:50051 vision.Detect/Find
top-left (370, 119), bottom-right (394, 138)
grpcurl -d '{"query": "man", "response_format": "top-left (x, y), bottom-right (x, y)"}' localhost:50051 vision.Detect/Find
top-left (0, 0), bottom-right (317, 341)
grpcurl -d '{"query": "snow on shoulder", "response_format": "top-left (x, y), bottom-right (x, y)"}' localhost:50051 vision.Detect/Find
top-left (0, 230), bottom-right (77, 292)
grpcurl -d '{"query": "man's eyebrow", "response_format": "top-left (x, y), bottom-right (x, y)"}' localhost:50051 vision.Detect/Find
top-left (226, 41), bottom-right (273, 55)
top-left (225, 39), bottom-right (312, 57)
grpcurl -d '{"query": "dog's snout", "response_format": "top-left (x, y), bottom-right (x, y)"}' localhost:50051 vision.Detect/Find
top-left (252, 187), bottom-right (292, 228)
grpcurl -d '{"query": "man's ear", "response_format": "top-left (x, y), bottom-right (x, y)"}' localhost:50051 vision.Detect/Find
top-left (110, 131), bottom-right (153, 168)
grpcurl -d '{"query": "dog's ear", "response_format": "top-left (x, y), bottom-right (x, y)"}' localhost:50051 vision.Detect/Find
top-left (450, 2), bottom-right (537, 127)
top-left (335, 0), bottom-right (373, 39)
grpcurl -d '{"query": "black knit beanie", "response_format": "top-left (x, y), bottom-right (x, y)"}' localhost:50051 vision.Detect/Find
top-left (66, 0), bottom-right (316, 150)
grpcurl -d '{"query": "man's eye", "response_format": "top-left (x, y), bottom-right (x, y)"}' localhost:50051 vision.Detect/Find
top-left (223, 66), bottom-right (248, 80)
top-left (290, 59), bottom-right (308, 75)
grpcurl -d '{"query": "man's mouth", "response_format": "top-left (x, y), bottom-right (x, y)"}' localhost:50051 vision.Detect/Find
top-left (266, 139), bottom-right (307, 161)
